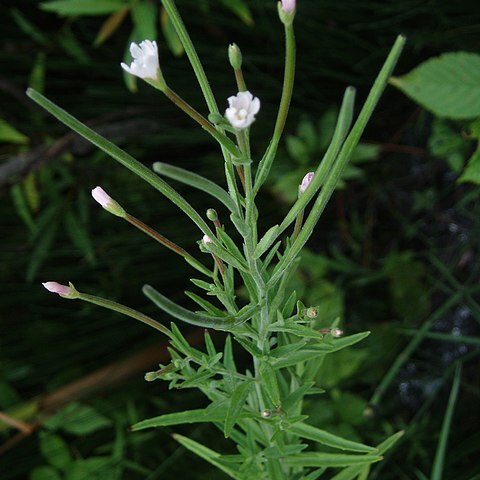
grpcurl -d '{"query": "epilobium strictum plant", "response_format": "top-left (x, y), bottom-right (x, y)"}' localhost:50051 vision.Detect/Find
top-left (30, 0), bottom-right (406, 477)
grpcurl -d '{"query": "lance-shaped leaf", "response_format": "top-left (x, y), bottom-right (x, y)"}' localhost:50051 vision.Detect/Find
top-left (283, 452), bottom-right (382, 468)
top-left (287, 422), bottom-right (377, 453)
top-left (270, 35), bottom-right (406, 286)
top-left (329, 430), bottom-right (404, 480)
top-left (172, 433), bottom-right (242, 480)
top-left (26, 89), bottom-right (214, 238)
top-left (153, 162), bottom-right (237, 212)
top-left (143, 285), bottom-right (258, 329)
top-left (260, 361), bottom-right (281, 406)
top-left (224, 380), bottom-right (254, 438)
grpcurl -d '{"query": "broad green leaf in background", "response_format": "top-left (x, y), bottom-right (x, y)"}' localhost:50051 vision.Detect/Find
top-left (458, 149), bottom-right (480, 185)
top-left (40, 0), bottom-right (126, 16)
top-left (30, 466), bottom-right (63, 480)
top-left (391, 52), bottom-right (480, 119)
top-left (0, 119), bottom-right (29, 144)
top-left (44, 402), bottom-right (112, 435)
top-left (38, 431), bottom-right (72, 471)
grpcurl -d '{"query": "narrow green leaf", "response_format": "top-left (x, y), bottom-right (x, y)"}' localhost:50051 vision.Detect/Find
top-left (27, 221), bottom-right (59, 282)
top-left (271, 36), bottom-right (405, 285)
top-left (288, 422), bottom-right (377, 453)
top-left (391, 52), bottom-right (480, 119)
top-left (224, 380), bottom-right (253, 438)
top-left (223, 335), bottom-right (237, 372)
top-left (40, 0), bottom-right (125, 15)
top-left (270, 321), bottom-right (323, 339)
top-left (30, 466), bottom-right (63, 480)
top-left (282, 382), bottom-right (315, 413)
top-left (431, 364), bottom-right (462, 480)
top-left (172, 433), bottom-right (241, 479)
top-left (64, 210), bottom-right (96, 264)
top-left (26, 89), bottom-right (214, 238)
top-left (160, 7), bottom-right (184, 57)
top-left (284, 452), bottom-right (381, 468)
top-left (255, 225), bottom-right (279, 258)
top-left (376, 430), bottom-right (404, 454)
top-left (184, 291), bottom-right (225, 317)
top-left (260, 361), bottom-right (281, 406)
top-left (131, 1), bottom-right (157, 43)
top-left (93, 7), bottom-right (129, 46)
top-left (144, 285), bottom-right (255, 329)
top-left (153, 162), bottom-right (236, 212)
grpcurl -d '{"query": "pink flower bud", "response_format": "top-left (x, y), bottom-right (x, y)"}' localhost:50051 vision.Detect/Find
top-left (91, 186), bottom-right (126, 218)
top-left (91, 186), bottom-right (112, 208)
top-left (281, 0), bottom-right (296, 13)
top-left (299, 172), bottom-right (314, 194)
top-left (42, 282), bottom-right (72, 295)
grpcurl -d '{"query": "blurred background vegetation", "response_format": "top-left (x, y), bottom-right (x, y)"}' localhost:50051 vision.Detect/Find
top-left (1, 0), bottom-right (479, 479)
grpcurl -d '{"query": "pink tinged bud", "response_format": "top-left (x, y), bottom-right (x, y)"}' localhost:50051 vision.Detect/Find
top-left (299, 172), bottom-right (314, 194)
top-left (121, 40), bottom-right (160, 80)
top-left (281, 0), bottom-right (296, 13)
top-left (42, 281), bottom-right (79, 299)
top-left (91, 186), bottom-right (112, 208)
top-left (91, 186), bottom-right (126, 218)
top-left (42, 281), bottom-right (71, 295)
top-left (225, 91), bottom-right (261, 130)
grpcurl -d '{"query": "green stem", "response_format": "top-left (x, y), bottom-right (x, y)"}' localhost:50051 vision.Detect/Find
top-left (125, 214), bottom-right (212, 277)
top-left (234, 68), bottom-right (247, 92)
top-left (78, 293), bottom-right (172, 337)
top-left (254, 23), bottom-right (296, 194)
top-left (161, 0), bottom-right (243, 215)
top-left (163, 87), bottom-right (240, 158)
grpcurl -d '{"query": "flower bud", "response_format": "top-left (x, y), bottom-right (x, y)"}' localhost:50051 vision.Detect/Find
top-left (299, 172), bottom-right (314, 194)
top-left (42, 281), bottom-right (79, 299)
top-left (206, 209), bottom-right (218, 222)
top-left (225, 91), bottom-right (260, 130)
top-left (281, 0), bottom-right (296, 13)
top-left (305, 307), bottom-right (318, 318)
top-left (91, 186), bottom-right (126, 218)
top-left (278, 0), bottom-right (296, 25)
top-left (228, 43), bottom-right (243, 70)
top-left (331, 328), bottom-right (343, 338)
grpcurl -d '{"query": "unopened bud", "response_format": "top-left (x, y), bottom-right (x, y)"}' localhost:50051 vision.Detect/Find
top-left (228, 43), bottom-right (243, 70)
top-left (91, 186), bottom-right (126, 218)
top-left (202, 235), bottom-right (213, 246)
top-left (331, 328), bottom-right (343, 338)
top-left (207, 209), bottom-right (218, 222)
top-left (42, 281), bottom-right (79, 299)
top-left (299, 172), bottom-right (314, 195)
top-left (278, 0), bottom-right (296, 25)
top-left (261, 409), bottom-right (271, 418)
top-left (305, 307), bottom-right (318, 319)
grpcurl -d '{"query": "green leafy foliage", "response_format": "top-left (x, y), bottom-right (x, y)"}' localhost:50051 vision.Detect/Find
top-left (391, 52), bottom-right (480, 119)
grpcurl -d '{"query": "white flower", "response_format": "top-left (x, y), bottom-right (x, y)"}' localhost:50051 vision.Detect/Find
top-left (281, 0), bottom-right (296, 13)
top-left (299, 172), bottom-right (314, 194)
top-left (121, 40), bottom-right (160, 80)
top-left (225, 91), bottom-right (260, 129)
top-left (202, 235), bottom-right (213, 245)
top-left (42, 281), bottom-right (79, 298)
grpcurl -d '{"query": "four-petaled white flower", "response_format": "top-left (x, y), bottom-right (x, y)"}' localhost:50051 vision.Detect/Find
top-left (281, 0), bottom-right (296, 13)
top-left (225, 91), bottom-right (261, 130)
top-left (121, 40), bottom-right (160, 80)
top-left (299, 171), bottom-right (314, 194)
